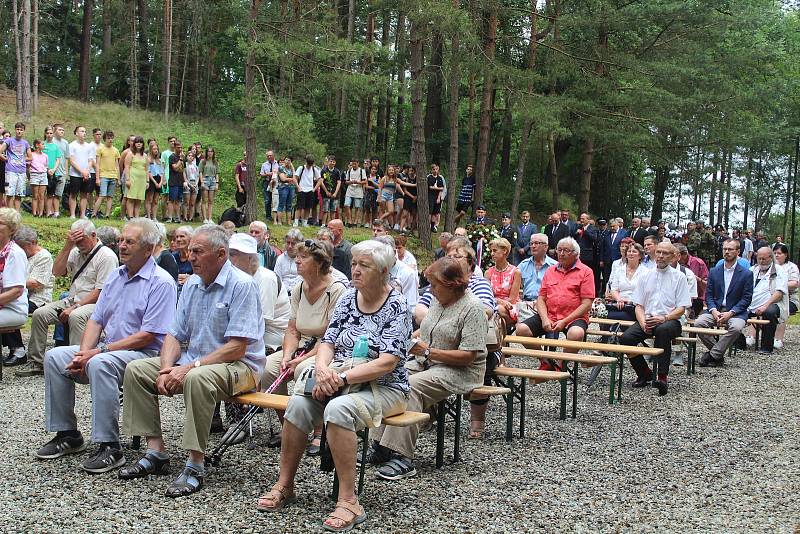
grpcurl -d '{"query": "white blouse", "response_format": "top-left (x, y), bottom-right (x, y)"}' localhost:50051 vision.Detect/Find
top-left (608, 263), bottom-right (647, 301)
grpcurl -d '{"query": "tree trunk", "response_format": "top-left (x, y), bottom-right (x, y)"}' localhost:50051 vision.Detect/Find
top-left (129, 0), bottom-right (139, 107)
top-left (650, 165), bottom-right (669, 223)
top-left (339, 0), bottom-right (356, 117)
top-left (278, 0), bottom-right (289, 98)
top-left (394, 11), bottom-right (406, 146)
top-left (16, 0), bottom-right (33, 119)
top-left (375, 12), bottom-right (390, 159)
top-left (410, 17), bottom-right (431, 251)
top-left (548, 131), bottom-right (559, 212)
top-left (12, 0), bottom-right (22, 115)
top-left (724, 150), bottom-right (732, 229)
top-left (500, 106), bottom-right (512, 179)
top-left (244, 0), bottom-right (261, 224)
top-left (709, 151), bottom-right (718, 225)
top-left (466, 74), bottom-right (476, 166)
top-left (102, 0), bottom-right (111, 52)
top-left (511, 123), bottom-right (534, 220)
top-left (743, 153), bottom-right (752, 230)
top-left (137, 0), bottom-right (150, 107)
top-left (79, 0), bottom-right (93, 101)
top-left (178, 29), bottom-right (190, 113)
top-left (445, 0), bottom-right (460, 232)
top-left (578, 137), bottom-right (594, 213)
top-left (162, 0), bottom-right (173, 118)
top-left (32, 0), bottom-right (38, 112)
top-left (717, 149), bottom-right (726, 225)
top-left (474, 0), bottom-right (497, 207)
top-left (424, 29), bottom-right (444, 164)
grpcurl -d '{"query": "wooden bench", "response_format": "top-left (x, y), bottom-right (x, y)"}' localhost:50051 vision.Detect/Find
top-left (504, 335), bottom-right (663, 407)
top-left (0, 324), bottom-right (25, 381)
top-left (492, 367), bottom-right (570, 441)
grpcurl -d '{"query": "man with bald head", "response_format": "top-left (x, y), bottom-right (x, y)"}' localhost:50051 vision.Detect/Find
top-left (326, 219), bottom-right (352, 279)
top-left (619, 242), bottom-right (691, 395)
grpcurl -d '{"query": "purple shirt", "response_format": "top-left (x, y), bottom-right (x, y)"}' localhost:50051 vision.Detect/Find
top-left (90, 257), bottom-right (177, 351)
top-left (2, 137), bottom-right (30, 174)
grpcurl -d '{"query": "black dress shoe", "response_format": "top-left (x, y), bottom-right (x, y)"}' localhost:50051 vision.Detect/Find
top-left (652, 379), bottom-right (668, 396)
top-left (3, 353), bottom-right (26, 367)
top-left (632, 375), bottom-right (652, 388)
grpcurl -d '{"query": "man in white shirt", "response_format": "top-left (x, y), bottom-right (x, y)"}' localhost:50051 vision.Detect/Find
top-left (67, 126), bottom-right (97, 219)
top-left (260, 150), bottom-right (280, 220)
top-left (374, 235), bottom-right (418, 311)
top-left (619, 242), bottom-right (691, 396)
top-left (294, 155), bottom-right (321, 227)
top-left (745, 247), bottom-right (788, 354)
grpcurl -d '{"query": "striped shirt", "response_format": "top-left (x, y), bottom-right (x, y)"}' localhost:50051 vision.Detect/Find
top-left (419, 274), bottom-right (496, 312)
top-left (458, 175), bottom-right (475, 203)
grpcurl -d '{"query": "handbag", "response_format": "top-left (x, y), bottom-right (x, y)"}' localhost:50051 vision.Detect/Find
top-left (589, 298), bottom-right (609, 319)
top-left (486, 312), bottom-right (506, 351)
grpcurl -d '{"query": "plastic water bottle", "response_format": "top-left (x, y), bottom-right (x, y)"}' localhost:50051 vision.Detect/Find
top-left (353, 335), bottom-right (370, 365)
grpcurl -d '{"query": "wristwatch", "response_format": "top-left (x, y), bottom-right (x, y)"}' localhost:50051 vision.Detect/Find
top-left (97, 342), bottom-right (109, 353)
top-left (423, 347), bottom-right (431, 359)
top-left (338, 372), bottom-right (348, 386)
top-left (193, 360), bottom-right (202, 368)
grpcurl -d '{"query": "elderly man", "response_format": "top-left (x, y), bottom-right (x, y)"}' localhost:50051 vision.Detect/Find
top-left (248, 220), bottom-right (278, 270)
top-left (629, 217), bottom-right (646, 245)
top-left (327, 219), bottom-right (353, 279)
top-left (695, 239), bottom-right (752, 367)
top-left (120, 225), bottom-right (265, 497)
top-left (2, 226), bottom-right (54, 366)
top-left (744, 247), bottom-right (788, 354)
top-left (619, 242), bottom-right (691, 395)
top-left (36, 219), bottom-right (176, 473)
top-left (374, 235), bottom-right (419, 311)
top-left (515, 237), bottom-right (594, 367)
top-left (434, 232), bottom-right (452, 260)
top-left (18, 219), bottom-right (118, 377)
top-left (517, 233), bottom-right (557, 320)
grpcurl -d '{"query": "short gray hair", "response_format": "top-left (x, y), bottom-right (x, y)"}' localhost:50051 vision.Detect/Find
top-left (154, 222), bottom-right (167, 241)
top-left (372, 235), bottom-right (397, 260)
top-left (351, 240), bottom-right (395, 282)
top-left (250, 220), bottom-right (268, 233)
top-left (71, 218), bottom-right (96, 235)
top-left (675, 243), bottom-right (688, 255)
top-left (615, 217), bottom-right (624, 225)
top-left (285, 228), bottom-right (303, 242)
top-left (125, 217), bottom-right (161, 247)
top-left (557, 237), bottom-right (580, 257)
top-left (317, 227), bottom-right (335, 241)
top-left (0, 208), bottom-right (21, 234)
top-left (193, 224), bottom-right (229, 252)
top-left (14, 225), bottom-right (37, 245)
top-left (96, 226), bottom-right (120, 247)
top-left (175, 225), bottom-right (194, 238)
top-left (529, 232), bottom-right (547, 244)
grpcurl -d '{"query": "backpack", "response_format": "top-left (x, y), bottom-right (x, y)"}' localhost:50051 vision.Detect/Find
top-left (219, 206), bottom-right (246, 227)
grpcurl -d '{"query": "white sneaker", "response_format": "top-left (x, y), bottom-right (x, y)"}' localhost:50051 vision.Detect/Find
top-left (774, 339), bottom-right (784, 349)
top-left (745, 336), bottom-right (755, 347)
top-left (292, 221), bottom-right (299, 227)
top-left (671, 354), bottom-right (684, 366)
top-left (393, 224), bottom-right (400, 231)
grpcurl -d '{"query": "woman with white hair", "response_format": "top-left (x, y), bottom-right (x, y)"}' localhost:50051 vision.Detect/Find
top-left (0, 214), bottom-right (35, 365)
top-left (258, 239), bottom-right (411, 533)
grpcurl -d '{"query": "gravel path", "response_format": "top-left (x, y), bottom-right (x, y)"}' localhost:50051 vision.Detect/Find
top-left (1, 329), bottom-right (798, 533)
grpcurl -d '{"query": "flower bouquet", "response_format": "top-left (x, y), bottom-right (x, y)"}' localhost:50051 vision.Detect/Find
top-left (466, 223), bottom-right (501, 269)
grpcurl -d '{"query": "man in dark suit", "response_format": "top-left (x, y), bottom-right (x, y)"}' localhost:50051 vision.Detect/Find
top-left (499, 212), bottom-right (518, 248)
top-left (607, 219), bottom-right (628, 262)
top-left (514, 210), bottom-right (537, 265)
top-left (694, 238), bottom-right (753, 367)
top-left (548, 211), bottom-right (575, 256)
top-left (629, 217), bottom-right (647, 245)
top-left (575, 212), bottom-right (599, 293)
top-left (598, 219), bottom-right (613, 295)
top-left (559, 209), bottom-right (578, 235)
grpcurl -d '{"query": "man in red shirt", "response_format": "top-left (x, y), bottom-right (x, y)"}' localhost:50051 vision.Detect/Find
top-left (515, 237), bottom-right (595, 368)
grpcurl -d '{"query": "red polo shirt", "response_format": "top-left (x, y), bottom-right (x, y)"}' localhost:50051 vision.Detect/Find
top-left (539, 259), bottom-right (595, 322)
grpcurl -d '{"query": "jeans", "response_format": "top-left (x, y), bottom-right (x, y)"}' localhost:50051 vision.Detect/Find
top-left (278, 186), bottom-right (295, 213)
top-left (263, 188), bottom-right (272, 218)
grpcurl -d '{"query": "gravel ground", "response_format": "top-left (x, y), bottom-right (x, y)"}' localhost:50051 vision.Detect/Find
top-left (0, 328), bottom-right (798, 534)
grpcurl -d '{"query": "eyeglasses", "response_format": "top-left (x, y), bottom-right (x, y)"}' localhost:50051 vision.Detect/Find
top-left (531, 241), bottom-right (548, 246)
top-left (447, 254), bottom-right (467, 260)
top-left (555, 248), bottom-right (574, 254)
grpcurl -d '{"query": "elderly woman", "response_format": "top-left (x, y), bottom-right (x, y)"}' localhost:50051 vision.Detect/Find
top-left (152, 222), bottom-right (179, 282)
top-left (485, 237), bottom-right (521, 325)
top-left (260, 238), bottom-right (347, 451)
top-left (259, 240), bottom-right (411, 533)
top-left (171, 225), bottom-right (194, 288)
top-left (1, 222), bottom-right (49, 365)
top-left (273, 228), bottom-right (303, 292)
top-left (366, 257), bottom-right (488, 479)
top-left (0, 209), bottom-right (29, 335)
top-left (773, 244), bottom-right (798, 349)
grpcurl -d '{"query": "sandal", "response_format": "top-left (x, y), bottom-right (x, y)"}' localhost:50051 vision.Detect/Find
top-left (257, 484), bottom-right (297, 512)
top-left (468, 420), bottom-right (485, 440)
top-left (322, 499), bottom-right (367, 532)
top-left (306, 432), bottom-right (322, 457)
top-left (118, 451), bottom-right (170, 480)
top-left (164, 465), bottom-right (204, 498)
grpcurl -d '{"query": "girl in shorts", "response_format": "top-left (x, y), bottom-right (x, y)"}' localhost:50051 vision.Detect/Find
top-left (29, 139), bottom-right (49, 217)
top-left (199, 146), bottom-right (219, 223)
top-left (146, 143), bottom-right (163, 220)
top-left (378, 164), bottom-right (397, 228)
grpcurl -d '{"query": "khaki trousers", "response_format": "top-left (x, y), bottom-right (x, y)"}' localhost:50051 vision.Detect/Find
top-left (370, 365), bottom-right (455, 459)
top-left (122, 357), bottom-right (256, 453)
top-left (28, 299), bottom-right (95, 366)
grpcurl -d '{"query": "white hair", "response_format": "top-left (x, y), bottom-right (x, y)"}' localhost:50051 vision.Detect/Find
top-left (249, 220), bottom-right (268, 233)
top-left (529, 232), bottom-right (547, 244)
top-left (125, 218), bottom-right (161, 247)
top-left (193, 224), bottom-right (229, 252)
top-left (557, 237), bottom-right (580, 257)
top-left (71, 218), bottom-right (96, 235)
top-left (351, 240), bottom-right (395, 282)
top-left (175, 225), bottom-right (194, 238)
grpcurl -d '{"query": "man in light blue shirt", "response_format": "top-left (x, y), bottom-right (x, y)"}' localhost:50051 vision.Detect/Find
top-left (37, 218), bottom-right (176, 474)
top-left (121, 225), bottom-right (264, 498)
top-left (518, 234), bottom-right (558, 301)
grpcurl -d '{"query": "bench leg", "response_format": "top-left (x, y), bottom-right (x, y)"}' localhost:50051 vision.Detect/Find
top-left (453, 395), bottom-right (462, 463)
top-left (571, 363), bottom-right (579, 419)
top-left (357, 429), bottom-right (367, 496)
top-left (617, 355), bottom-right (624, 401)
top-left (518, 378), bottom-right (527, 439)
top-left (505, 377), bottom-right (515, 442)
top-left (691, 342), bottom-right (697, 374)
top-left (559, 378), bottom-right (567, 420)
top-left (435, 399), bottom-right (446, 468)
top-left (608, 361), bottom-right (617, 405)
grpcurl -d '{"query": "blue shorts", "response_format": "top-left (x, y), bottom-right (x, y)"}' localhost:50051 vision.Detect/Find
top-left (169, 185), bottom-right (184, 201)
top-left (322, 197), bottom-right (338, 212)
top-left (278, 186), bottom-right (296, 212)
top-left (99, 177), bottom-right (117, 197)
